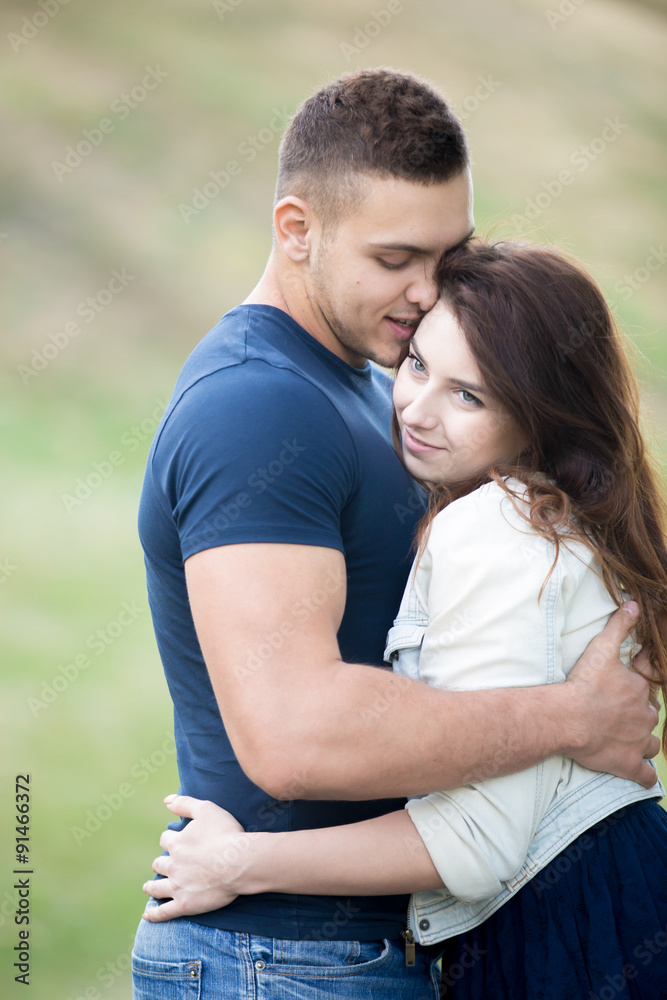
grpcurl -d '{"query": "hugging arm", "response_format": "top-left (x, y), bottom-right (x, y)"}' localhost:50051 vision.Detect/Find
top-left (143, 492), bottom-right (660, 922)
top-left (158, 367), bottom-right (658, 803)
top-left (181, 541), bottom-right (657, 803)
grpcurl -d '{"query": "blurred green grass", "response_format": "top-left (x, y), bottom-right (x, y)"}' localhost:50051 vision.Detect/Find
top-left (1, 1), bottom-right (666, 996)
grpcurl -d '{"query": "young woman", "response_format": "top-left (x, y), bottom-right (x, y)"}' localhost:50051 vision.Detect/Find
top-left (144, 240), bottom-right (667, 999)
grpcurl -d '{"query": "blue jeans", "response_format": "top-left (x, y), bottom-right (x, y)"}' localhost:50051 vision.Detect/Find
top-left (132, 899), bottom-right (441, 999)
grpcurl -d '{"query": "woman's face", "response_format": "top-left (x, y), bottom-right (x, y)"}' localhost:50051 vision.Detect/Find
top-left (393, 299), bottom-right (528, 485)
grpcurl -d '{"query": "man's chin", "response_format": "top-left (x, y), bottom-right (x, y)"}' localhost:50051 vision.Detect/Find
top-left (366, 346), bottom-right (404, 372)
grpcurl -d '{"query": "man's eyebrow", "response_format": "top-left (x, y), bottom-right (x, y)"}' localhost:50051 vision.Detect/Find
top-left (367, 242), bottom-right (429, 254)
top-left (368, 227), bottom-right (476, 256)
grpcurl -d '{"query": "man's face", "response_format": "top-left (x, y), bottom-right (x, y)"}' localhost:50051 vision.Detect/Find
top-left (305, 169), bottom-right (474, 369)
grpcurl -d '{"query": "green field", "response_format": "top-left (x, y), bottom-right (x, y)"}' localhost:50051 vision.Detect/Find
top-left (1, 1), bottom-right (666, 996)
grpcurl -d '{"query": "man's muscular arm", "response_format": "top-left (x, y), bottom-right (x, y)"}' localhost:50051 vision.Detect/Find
top-left (185, 541), bottom-right (660, 800)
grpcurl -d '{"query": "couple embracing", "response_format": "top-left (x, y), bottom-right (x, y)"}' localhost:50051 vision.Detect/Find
top-left (131, 69), bottom-right (667, 999)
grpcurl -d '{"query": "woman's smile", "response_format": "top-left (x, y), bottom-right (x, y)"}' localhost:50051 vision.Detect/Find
top-left (401, 426), bottom-right (447, 454)
top-left (393, 299), bottom-right (527, 484)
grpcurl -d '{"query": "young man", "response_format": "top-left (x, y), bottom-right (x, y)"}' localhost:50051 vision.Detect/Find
top-left (132, 70), bottom-right (659, 998)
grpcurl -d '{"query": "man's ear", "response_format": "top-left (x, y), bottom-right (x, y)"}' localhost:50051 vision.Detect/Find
top-left (273, 196), bottom-right (318, 263)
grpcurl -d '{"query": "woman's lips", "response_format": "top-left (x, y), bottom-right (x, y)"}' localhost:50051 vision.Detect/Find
top-left (402, 427), bottom-right (445, 454)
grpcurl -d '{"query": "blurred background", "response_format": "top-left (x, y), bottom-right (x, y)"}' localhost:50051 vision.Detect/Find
top-left (1, 0), bottom-right (666, 995)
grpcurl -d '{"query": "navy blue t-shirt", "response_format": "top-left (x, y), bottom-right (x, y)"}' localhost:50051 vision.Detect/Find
top-left (138, 304), bottom-right (425, 940)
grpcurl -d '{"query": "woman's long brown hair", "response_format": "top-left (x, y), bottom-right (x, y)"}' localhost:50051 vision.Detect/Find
top-left (393, 239), bottom-right (667, 752)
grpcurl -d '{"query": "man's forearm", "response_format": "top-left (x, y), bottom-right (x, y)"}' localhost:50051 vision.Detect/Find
top-left (250, 660), bottom-right (576, 800)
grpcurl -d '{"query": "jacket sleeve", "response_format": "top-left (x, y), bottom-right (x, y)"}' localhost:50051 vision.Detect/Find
top-left (404, 482), bottom-right (569, 903)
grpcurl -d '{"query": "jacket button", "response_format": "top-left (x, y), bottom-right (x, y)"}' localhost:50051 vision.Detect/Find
top-left (419, 919), bottom-right (430, 931)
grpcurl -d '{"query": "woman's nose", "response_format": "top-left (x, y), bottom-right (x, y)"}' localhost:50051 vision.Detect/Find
top-left (401, 393), bottom-right (439, 430)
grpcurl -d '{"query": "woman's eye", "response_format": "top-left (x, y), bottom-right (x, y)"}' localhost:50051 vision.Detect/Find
top-left (408, 353), bottom-right (426, 373)
top-left (458, 389), bottom-right (482, 406)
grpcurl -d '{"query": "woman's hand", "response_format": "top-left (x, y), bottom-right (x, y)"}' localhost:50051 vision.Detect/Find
top-left (142, 794), bottom-right (251, 923)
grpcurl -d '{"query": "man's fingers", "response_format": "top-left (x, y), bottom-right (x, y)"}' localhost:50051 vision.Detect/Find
top-left (158, 830), bottom-right (176, 852)
top-left (143, 876), bottom-right (173, 898)
top-left (633, 760), bottom-right (659, 790)
top-left (142, 899), bottom-right (184, 923)
top-left (163, 793), bottom-right (200, 818)
top-left (151, 854), bottom-right (170, 876)
top-left (598, 602), bottom-right (639, 652)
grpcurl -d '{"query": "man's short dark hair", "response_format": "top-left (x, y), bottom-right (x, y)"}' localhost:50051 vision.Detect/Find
top-left (275, 68), bottom-right (469, 229)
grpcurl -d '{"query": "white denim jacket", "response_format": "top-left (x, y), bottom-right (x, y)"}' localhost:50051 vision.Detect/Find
top-left (384, 478), bottom-right (663, 945)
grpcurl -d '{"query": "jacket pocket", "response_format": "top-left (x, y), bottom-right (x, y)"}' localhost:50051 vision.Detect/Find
top-left (384, 621), bottom-right (427, 664)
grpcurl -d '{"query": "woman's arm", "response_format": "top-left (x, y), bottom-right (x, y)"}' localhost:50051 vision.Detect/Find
top-left (143, 484), bottom-right (656, 922)
top-left (143, 796), bottom-right (444, 923)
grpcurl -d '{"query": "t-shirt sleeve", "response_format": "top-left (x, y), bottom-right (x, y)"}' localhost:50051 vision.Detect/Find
top-left (151, 361), bottom-right (358, 561)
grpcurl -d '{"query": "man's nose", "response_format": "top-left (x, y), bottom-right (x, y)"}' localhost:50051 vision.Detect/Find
top-left (405, 267), bottom-right (438, 314)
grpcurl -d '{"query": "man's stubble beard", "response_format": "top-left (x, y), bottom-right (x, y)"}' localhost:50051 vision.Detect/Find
top-left (309, 250), bottom-right (398, 370)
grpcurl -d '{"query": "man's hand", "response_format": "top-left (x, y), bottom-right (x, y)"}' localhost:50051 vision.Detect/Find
top-left (142, 795), bottom-right (249, 923)
top-left (565, 603), bottom-right (661, 788)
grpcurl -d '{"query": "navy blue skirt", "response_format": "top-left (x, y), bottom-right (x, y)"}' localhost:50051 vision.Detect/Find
top-left (437, 799), bottom-right (667, 1000)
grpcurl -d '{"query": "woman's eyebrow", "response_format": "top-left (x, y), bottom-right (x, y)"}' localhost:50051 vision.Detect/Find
top-left (410, 339), bottom-right (487, 394)
top-left (409, 338), bottom-right (426, 362)
top-left (446, 377), bottom-right (487, 395)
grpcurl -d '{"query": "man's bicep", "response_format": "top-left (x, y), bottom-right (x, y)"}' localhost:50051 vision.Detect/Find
top-left (184, 542), bottom-right (347, 777)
